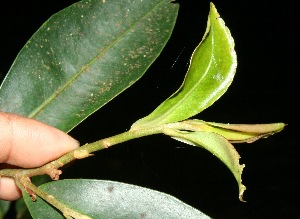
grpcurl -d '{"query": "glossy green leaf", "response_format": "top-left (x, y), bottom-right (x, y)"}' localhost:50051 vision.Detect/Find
top-left (183, 120), bottom-right (285, 143)
top-left (23, 179), bottom-right (210, 219)
top-left (131, 3), bottom-right (236, 130)
top-left (0, 0), bottom-right (178, 132)
top-left (163, 128), bottom-right (246, 201)
top-left (0, 200), bottom-right (10, 219)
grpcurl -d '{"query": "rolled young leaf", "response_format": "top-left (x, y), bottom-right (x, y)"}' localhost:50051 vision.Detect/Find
top-left (182, 120), bottom-right (285, 143)
top-left (0, 0), bottom-right (179, 132)
top-left (132, 3), bottom-right (237, 130)
top-left (23, 179), bottom-right (210, 219)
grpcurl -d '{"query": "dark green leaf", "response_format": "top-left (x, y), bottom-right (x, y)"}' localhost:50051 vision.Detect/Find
top-left (24, 179), bottom-right (210, 219)
top-left (15, 198), bottom-right (32, 219)
top-left (163, 128), bottom-right (246, 201)
top-left (0, 0), bottom-right (178, 132)
top-left (0, 200), bottom-right (10, 219)
top-left (132, 3), bottom-right (236, 129)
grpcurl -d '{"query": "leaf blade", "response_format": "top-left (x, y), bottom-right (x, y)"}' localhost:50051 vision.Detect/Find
top-left (132, 3), bottom-right (237, 129)
top-left (0, 0), bottom-right (178, 132)
top-left (23, 179), bottom-right (210, 219)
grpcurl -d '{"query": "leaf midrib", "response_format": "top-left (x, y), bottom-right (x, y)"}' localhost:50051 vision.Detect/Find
top-left (28, 0), bottom-right (166, 119)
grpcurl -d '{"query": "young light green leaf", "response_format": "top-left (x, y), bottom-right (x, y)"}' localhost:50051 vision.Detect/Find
top-left (0, 0), bottom-right (178, 132)
top-left (131, 3), bottom-right (236, 130)
top-left (163, 128), bottom-right (246, 201)
top-left (23, 179), bottom-right (210, 219)
top-left (183, 120), bottom-right (285, 143)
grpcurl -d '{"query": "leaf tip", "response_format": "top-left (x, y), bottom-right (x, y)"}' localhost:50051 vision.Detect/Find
top-left (239, 183), bottom-right (247, 202)
top-left (209, 2), bottom-right (220, 18)
top-left (238, 163), bottom-right (247, 202)
top-left (276, 122), bottom-right (286, 131)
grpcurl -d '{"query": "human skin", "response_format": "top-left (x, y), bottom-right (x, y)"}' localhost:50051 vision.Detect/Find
top-left (0, 112), bottom-right (79, 200)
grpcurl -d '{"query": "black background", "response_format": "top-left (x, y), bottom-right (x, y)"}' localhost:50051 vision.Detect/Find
top-left (0, 1), bottom-right (298, 218)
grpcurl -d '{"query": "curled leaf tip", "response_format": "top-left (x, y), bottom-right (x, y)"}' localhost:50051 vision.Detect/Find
top-left (238, 163), bottom-right (246, 202)
top-left (239, 183), bottom-right (247, 202)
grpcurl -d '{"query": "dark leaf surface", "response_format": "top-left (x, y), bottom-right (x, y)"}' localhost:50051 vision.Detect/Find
top-left (0, 200), bottom-right (10, 219)
top-left (0, 0), bottom-right (178, 132)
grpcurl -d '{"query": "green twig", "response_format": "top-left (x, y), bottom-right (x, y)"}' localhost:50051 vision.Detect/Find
top-left (0, 124), bottom-right (170, 218)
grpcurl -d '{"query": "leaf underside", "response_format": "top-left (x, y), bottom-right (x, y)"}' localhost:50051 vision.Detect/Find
top-left (23, 179), bottom-right (210, 219)
top-left (164, 128), bottom-right (246, 201)
top-left (0, 0), bottom-right (178, 132)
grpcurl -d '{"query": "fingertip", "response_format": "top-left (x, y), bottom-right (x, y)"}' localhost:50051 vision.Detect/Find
top-left (0, 177), bottom-right (22, 201)
top-left (23, 130), bottom-right (80, 168)
top-left (68, 138), bottom-right (80, 150)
